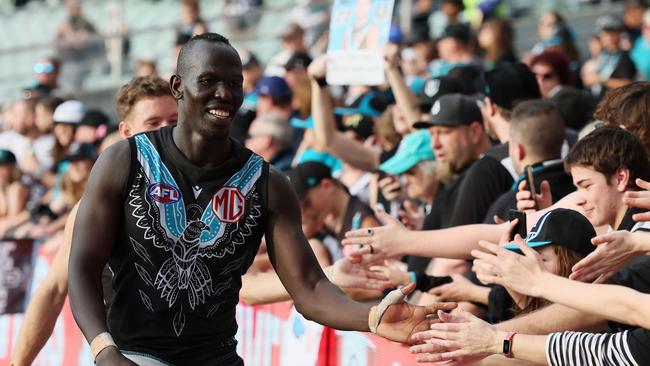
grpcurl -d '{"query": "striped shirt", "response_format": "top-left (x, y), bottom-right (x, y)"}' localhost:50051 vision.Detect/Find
top-left (546, 331), bottom-right (642, 366)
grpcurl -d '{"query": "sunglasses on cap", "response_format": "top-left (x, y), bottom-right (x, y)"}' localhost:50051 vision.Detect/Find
top-left (34, 63), bottom-right (55, 74)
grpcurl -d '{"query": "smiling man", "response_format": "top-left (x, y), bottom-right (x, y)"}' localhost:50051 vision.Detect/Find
top-left (565, 125), bottom-right (650, 233)
top-left (10, 76), bottom-right (178, 366)
top-left (67, 33), bottom-right (452, 366)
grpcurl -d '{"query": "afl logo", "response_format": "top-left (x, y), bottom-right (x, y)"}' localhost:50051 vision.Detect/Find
top-left (212, 186), bottom-right (245, 223)
top-left (147, 183), bottom-right (181, 204)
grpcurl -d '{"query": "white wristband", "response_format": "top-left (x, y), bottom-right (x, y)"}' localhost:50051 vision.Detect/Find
top-left (90, 332), bottom-right (117, 360)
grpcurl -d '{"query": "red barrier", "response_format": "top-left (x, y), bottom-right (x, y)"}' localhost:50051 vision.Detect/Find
top-left (0, 242), bottom-right (418, 365)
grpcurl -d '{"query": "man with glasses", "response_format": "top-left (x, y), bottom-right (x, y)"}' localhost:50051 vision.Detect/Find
top-left (24, 57), bottom-right (61, 99)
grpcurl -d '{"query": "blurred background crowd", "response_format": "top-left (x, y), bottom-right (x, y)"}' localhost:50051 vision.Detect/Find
top-left (3, 0), bottom-right (650, 364)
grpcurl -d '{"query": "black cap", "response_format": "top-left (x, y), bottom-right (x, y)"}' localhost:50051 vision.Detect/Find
top-left (285, 52), bottom-right (313, 71)
top-left (504, 208), bottom-right (597, 257)
top-left (447, 65), bottom-right (482, 95)
top-left (286, 161), bottom-right (332, 200)
top-left (63, 143), bottom-right (97, 162)
top-left (341, 114), bottom-right (374, 139)
top-left (80, 109), bottom-right (109, 127)
top-left (483, 63), bottom-right (541, 110)
top-left (439, 23), bottom-right (472, 44)
top-left (0, 150), bottom-right (16, 165)
top-left (414, 94), bottom-right (482, 129)
top-left (417, 77), bottom-right (465, 112)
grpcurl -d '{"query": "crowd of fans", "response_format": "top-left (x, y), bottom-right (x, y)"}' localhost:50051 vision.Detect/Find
top-left (5, 0), bottom-right (650, 365)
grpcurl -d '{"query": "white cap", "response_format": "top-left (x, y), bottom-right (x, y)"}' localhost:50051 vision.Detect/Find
top-left (53, 100), bottom-right (85, 124)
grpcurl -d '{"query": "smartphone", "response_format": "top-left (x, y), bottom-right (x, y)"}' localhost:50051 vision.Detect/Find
top-left (524, 165), bottom-right (536, 204)
top-left (508, 209), bottom-right (527, 240)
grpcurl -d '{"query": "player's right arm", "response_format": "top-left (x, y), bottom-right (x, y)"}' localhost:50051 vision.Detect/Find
top-left (67, 140), bottom-right (136, 366)
top-left (11, 203), bottom-right (79, 366)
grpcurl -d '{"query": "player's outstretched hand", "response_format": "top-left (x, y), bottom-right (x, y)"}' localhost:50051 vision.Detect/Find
top-left (373, 283), bottom-right (457, 344)
top-left (623, 178), bottom-right (650, 222)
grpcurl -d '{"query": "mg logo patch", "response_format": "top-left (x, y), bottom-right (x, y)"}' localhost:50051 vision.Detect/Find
top-left (212, 186), bottom-right (245, 223)
top-left (147, 183), bottom-right (181, 204)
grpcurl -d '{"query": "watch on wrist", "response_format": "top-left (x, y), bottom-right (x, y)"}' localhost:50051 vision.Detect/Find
top-left (502, 331), bottom-right (516, 358)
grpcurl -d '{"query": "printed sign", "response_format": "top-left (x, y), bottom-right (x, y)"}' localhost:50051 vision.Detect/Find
top-left (326, 0), bottom-right (395, 86)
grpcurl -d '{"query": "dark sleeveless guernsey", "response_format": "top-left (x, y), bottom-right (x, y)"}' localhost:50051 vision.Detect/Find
top-left (107, 126), bottom-right (268, 365)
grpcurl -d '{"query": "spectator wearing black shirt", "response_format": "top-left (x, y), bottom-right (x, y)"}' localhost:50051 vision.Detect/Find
top-left (446, 64), bottom-right (542, 231)
top-left (485, 100), bottom-right (574, 223)
top-left (411, 94), bottom-right (490, 277)
top-left (530, 51), bottom-right (595, 131)
top-left (411, 125), bottom-right (650, 365)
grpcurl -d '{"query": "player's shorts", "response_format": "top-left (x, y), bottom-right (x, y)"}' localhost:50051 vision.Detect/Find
top-left (122, 347), bottom-right (244, 366)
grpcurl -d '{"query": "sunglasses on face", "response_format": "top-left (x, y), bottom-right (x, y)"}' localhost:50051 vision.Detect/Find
top-left (535, 72), bottom-right (556, 80)
top-left (34, 63), bottom-right (55, 74)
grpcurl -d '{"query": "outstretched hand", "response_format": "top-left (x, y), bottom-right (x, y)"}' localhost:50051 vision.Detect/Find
top-left (327, 257), bottom-right (394, 290)
top-left (623, 178), bottom-right (650, 222)
top-left (471, 240), bottom-right (546, 298)
top-left (342, 208), bottom-right (409, 264)
top-left (570, 230), bottom-right (641, 283)
top-left (410, 310), bottom-right (502, 363)
top-left (374, 283), bottom-right (458, 344)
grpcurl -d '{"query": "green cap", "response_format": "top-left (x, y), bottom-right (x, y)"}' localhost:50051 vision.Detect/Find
top-left (379, 130), bottom-right (435, 175)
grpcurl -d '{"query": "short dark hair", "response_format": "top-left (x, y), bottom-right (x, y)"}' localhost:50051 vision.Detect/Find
top-left (565, 125), bottom-right (650, 188)
top-left (510, 99), bottom-right (565, 160)
top-left (176, 33), bottom-right (235, 76)
top-left (115, 76), bottom-right (172, 120)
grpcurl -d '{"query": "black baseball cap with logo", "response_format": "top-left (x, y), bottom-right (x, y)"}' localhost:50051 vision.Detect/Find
top-left (417, 77), bottom-right (464, 112)
top-left (286, 161), bottom-right (332, 200)
top-left (504, 208), bottom-right (597, 257)
top-left (414, 93), bottom-right (482, 129)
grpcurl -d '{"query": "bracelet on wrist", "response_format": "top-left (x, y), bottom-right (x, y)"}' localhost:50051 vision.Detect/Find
top-left (502, 331), bottom-right (516, 358)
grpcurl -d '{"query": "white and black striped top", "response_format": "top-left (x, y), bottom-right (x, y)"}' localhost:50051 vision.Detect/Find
top-left (544, 207), bottom-right (650, 366)
top-left (546, 329), bottom-right (650, 366)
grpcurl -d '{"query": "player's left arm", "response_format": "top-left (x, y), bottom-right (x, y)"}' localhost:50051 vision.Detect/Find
top-left (264, 167), bottom-right (456, 342)
top-left (264, 167), bottom-right (372, 331)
